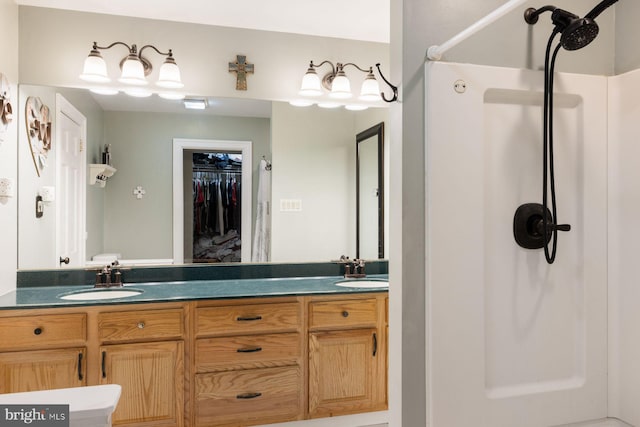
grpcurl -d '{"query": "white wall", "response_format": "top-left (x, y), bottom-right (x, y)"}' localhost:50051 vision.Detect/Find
top-left (17, 85), bottom-right (58, 270)
top-left (608, 68), bottom-right (640, 425)
top-left (271, 103), bottom-right (388, 262)
top-left (615, 1), bottom-right (640, 74)
top-left (18, 6), bottom-right (389, 105)
top-left (0, 0), bottom-right (18, 295)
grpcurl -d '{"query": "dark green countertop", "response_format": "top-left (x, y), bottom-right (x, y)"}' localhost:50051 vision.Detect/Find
top-left (0, 275), bottom-right (389, 309)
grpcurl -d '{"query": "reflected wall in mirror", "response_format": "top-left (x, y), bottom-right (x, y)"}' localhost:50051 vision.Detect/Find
top-left (17, 86), bottom-right (389, 269)
top-left (357, 122), bottom-right (384, 259)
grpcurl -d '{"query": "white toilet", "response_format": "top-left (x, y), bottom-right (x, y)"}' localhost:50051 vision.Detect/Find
top-left (0, 385), bottom-right (121, 427)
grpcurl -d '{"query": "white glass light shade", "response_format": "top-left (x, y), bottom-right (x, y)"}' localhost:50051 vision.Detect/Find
top-left (80, 54), bottom-right (110, 83)
top-left (299, 68), bottom-right (322, 97)
top-left (317, 102), bottom-right (341, 109)
top-left (359, 73), bottom-right (381, 101)
top-left (329, 71), bottom-right (352, 99)
top-left (119, 56), bottom-right (147, 85)
top-left (157, 60), bottom-right (184, 88)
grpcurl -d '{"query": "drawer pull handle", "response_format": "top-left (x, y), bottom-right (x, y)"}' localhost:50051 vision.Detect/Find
top-left (33, 327), bottom-right (43, 335)
top-left (373, 332), bottom-right (378, 357)
top-left (342, 311), bottom-right (349, 318)
top-left (101, 351), bottom-right (107, 378)
top-left (137, 322), bottom-right (145, 329)
top-left (236, 392), bottom-right (262, 399)
top-left (237, 347), bottom-right (262, 353)
top-left (237, 315), bottom-right (262, 322)
top-left (78, 353), bottom-right (83, 381)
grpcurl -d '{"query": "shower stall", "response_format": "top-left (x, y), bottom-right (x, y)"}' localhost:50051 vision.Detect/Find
top-left (424, 1), bottom-right (640, 426)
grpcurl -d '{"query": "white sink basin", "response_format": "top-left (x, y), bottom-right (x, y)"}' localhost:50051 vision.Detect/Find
top-left (59, 288), bottom-right (143, 301)
top-left (335, 280), bottom-right (389, 289)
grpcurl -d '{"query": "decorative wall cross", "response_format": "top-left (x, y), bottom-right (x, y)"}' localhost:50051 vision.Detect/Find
top-left (229, 55), bottom-right (254, 91)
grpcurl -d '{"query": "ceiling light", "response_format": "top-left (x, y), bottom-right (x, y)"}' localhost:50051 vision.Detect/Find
top-left (80, 41), bottom-right (183, 88)
top-left (299, 60), bottom-right (398, 103)
top-left (184, 98), bottom-right (207, 110)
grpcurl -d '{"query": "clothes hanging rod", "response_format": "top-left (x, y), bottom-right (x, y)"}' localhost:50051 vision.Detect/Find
top-left (426, 0), bottom-right (527, 61)
top-left (193, 166), bottom-right (242, 174)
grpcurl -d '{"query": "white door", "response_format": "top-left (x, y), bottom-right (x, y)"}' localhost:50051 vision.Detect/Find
top-left (56, 94), bottom-right (86, 268)
top-left (425, 62), bottom-right (608, 426)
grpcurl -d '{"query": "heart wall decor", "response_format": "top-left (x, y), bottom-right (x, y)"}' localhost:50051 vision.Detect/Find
top-left (24, 96), bottom-right (52, 177)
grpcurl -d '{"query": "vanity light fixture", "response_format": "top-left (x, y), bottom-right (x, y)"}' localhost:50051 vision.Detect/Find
top-left (299, 61), bottom-right (398, 103)
top-left (80, 41), bottom-right (184, 89)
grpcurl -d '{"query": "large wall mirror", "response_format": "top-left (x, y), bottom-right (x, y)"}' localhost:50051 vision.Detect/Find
top-left (16, 86), bottom-right (389, 269)
top-left (356, 122), bottom-right (384, 259)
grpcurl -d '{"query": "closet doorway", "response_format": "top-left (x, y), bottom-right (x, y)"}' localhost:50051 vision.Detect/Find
top-left (172, 139), bottom-right (252, 264)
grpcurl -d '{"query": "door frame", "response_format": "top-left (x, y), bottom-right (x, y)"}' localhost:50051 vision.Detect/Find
top-left (172, 138), bottom-right (252, 264)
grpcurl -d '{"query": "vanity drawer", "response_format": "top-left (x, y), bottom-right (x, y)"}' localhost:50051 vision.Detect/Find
top-left (98, 308), bottom-right (184, 342)
top-left (195, 366), bottom-right (302, 426)
top-left (0, 313), bottom-right (86, 351)
top-left (196, 302), bottom-right (300, 337)
top-left (309, 298), bottom-right (378, 330)
top-left (196, 333), bottom-right (301, 372)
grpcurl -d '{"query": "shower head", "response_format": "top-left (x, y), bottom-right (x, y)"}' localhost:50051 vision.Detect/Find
top-left (524, 0), bottom-right (619, 51)
top-left (551, 9), bottom-right (599, 51)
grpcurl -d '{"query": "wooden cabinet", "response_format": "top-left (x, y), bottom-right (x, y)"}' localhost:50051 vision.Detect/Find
top-left (0, 290), bottom-right (387, 427)
top-left (0, 348), bottom-right (86, 393)
top-left (0, 312), bottom-right (87, 393)
top-left (307, 295), bottom-right (387, 418)
top-left (100, 341), bottom-right (184, 427)
top-left (193, 298), bottom-right (303, 427)
top-left (98, 307), bottom-right (186, 427)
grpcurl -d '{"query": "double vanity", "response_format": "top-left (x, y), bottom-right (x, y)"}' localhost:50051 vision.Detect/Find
top-left (0, 266), bottom-right (388, 427)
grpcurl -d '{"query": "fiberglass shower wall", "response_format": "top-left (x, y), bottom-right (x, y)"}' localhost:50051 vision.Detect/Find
top-left (425, 62), bottom-right (608, 426)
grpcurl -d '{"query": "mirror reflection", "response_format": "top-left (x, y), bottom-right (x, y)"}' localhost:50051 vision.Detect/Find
top-left (17, 85), bottom-right (389, 269)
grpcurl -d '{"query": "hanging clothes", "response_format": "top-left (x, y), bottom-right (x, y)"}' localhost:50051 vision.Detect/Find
top-left (252, 158), bottom-right (271, 262)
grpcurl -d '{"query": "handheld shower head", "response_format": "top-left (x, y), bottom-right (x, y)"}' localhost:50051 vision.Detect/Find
top-left (551, 9), bottom-right (599, 50)
top-left (524, 2), bottom-right (611, 51)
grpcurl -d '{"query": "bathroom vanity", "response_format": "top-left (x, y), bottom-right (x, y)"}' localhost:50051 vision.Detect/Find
top-left (0, 278), bottom-right (388, 427)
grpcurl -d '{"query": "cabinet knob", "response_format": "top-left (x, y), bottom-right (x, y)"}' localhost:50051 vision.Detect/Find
top-left (342, 311), bottom-right (349, 318)
top-left (137, 322), bottom-right (145, 329)
top-left (33, 327), bottom-right (43, 335)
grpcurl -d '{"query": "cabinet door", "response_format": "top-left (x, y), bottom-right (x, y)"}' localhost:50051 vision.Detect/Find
top-left (308, 328), bottom-right (384, 418)
top-left (0, 347), bottom-right (86, 393)
top-left (100, 341), bottom-right (184, 427)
